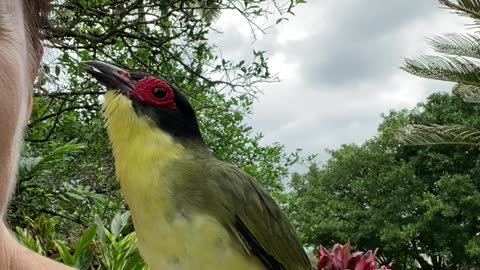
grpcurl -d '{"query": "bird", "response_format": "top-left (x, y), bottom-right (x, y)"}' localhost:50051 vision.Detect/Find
top-left (84, 61), bottom-right (311, 270)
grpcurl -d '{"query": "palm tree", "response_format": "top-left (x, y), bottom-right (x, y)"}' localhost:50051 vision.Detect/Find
top-left (398, 0), bottom-right (480, 145)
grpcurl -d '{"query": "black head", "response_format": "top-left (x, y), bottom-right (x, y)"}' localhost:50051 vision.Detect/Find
top-left (84, 61), bottom-right (203, 143)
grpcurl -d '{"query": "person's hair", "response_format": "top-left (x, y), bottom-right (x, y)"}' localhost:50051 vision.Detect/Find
top-left (23, 0), bottom-right (50, 57)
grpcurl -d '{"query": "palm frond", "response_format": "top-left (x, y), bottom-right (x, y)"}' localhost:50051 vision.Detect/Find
top-left (428, 33), bottom-right (480, 59)
top-left (439, 0), bottom-right (480, 22)
top-left (454, 83), bottom-right (480, 102)
top-left (195, 0), bottom-right (223, 23)
top-left (396, 124), bottom-right (480, 146)
top-left (402, 55), bottom-right (480, 86)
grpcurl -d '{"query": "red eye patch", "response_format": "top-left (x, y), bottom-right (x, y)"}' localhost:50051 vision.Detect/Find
top-left (130, 77), bottom-right (176, 110)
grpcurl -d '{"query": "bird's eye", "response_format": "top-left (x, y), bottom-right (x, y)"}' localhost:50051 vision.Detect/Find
top-left (152, 87), bottom-right (167, 99)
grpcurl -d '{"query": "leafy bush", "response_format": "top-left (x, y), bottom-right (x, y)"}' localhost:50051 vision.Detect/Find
top-left (13, 211), bottom-right (148, 270)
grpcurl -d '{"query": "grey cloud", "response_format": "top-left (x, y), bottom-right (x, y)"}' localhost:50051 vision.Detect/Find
top-left (209, 12), bottom-right (281, 63)
top-left (281, 0), bottom-right (443, 87)
top-left (299, 34), bottom-right (403, 87)
top-left (333, 1), bottom-right (439, 40)
top-left (212, 0), bottom-right (468, 163)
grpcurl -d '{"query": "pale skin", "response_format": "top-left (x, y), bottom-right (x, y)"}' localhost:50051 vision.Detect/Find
top-left (0, 1), bottom-right (73, 269)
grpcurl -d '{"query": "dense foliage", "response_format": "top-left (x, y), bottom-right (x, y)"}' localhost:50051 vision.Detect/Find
top-left (288, 1), bottom-right (480, 268)
top-left (287, 93), bottom-right (480, 269)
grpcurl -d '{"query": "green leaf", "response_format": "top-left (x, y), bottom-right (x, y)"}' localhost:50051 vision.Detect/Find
top-left (54, 241), bottom-right (75, 266)
top-left (428, 33), bottom-right (480, 59)
top-left (94, 214), bottom-right (106, 242)
top-left (43, 65), bottom-right (50, 74)
top-left (121, 211), bottom-right (131, 226)
top-left (439, 0), bottom-right (480, 21)
top-left (123, 252), bottom-right (147, 270)
top-left (110, 212), bottom-right (122, 238)
top-left (75, 248), bottom-right (93, 270)
top-left (74, 225), bottom-right (97, 261)
top-left (14, 227), bottom-right (45, 255)
top-left (19, 141), bottom-right (86, 181)
top-left (402, 55), bottom-right (480, 86)
top-left (66, 192), bottom-right (86, 201)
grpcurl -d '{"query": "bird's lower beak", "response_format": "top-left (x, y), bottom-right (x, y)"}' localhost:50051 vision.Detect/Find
top-left (83, 61), bottom-right (135, 95)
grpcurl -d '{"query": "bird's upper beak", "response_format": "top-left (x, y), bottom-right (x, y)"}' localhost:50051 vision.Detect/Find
top-left (83, 61), bottom-right (135, 95)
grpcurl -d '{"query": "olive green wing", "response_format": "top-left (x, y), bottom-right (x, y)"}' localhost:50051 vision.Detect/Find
top-left (205, 161), bottom-right (311, 270)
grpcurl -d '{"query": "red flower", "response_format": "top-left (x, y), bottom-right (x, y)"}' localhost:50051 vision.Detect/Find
top-left (316, 242), bottom-right (392, 270)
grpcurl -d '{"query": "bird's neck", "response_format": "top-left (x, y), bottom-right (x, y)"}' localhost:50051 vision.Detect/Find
top-left (103, 92), bottom-right (185, 224)
top-left (103, 92), bottom-right (185, 161)
top-left (102, 92), bottom-right (212, 182)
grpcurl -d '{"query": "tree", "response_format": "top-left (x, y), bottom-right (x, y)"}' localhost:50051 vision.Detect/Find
top-left (287, 92), bottom-right (480, 269)
top-left (288, 2), bottom-right (480, 268)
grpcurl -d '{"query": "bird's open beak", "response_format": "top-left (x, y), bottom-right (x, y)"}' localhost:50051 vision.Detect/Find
top-left (83, 61), bottom-right (135, 95)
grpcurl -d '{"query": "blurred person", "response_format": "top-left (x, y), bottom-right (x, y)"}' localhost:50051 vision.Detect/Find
top-left (0, 1), bottom-right (73, 269)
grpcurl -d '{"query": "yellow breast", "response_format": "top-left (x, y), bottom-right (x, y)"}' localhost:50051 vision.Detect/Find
top-left (102, 92), bottom-right (265, 270)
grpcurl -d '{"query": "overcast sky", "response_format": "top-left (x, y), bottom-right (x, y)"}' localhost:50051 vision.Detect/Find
top-left (212, 0), bottom-right (471, 163)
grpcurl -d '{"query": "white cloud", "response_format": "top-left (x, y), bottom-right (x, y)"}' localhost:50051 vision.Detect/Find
top-left (211, 0), bottom-right (472, 164)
